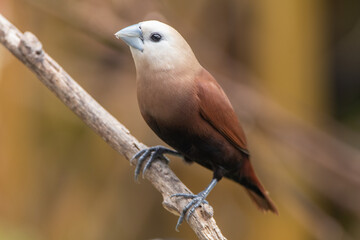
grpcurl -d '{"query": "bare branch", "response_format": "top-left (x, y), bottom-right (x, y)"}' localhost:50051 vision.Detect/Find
top-left (0, 14), bottom-right (227, 240)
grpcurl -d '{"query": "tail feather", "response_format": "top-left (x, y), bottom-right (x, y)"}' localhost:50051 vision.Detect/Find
top-left (233, 158), bottom-right (279, 214)
top-left (245, 188), bottom-right (278, 214)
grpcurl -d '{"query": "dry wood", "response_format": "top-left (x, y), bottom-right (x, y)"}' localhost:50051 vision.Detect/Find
top-left (0, 14), bottom-right (226, 240)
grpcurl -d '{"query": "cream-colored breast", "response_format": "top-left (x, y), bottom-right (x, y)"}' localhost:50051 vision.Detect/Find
top-left (136, 69), bottom-right (198, 124)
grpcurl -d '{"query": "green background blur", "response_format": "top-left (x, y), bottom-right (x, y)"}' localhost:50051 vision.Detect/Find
top-left (1, 0), bottom-right (360, 239)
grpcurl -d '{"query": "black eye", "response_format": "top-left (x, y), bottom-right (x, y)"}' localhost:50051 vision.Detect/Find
top-left (150, 33), bottom-right (162, 42)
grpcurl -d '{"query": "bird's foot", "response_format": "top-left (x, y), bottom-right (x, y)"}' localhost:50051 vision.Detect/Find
top-left (131, 145), bottom-right (180, 181)
top-left (171, 191), bottom-right (210, 231)
top-left (170, 178), bottom-right (218, 231)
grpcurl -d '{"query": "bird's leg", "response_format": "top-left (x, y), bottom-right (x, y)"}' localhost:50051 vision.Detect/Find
top-left (131, 145), bottom-right (181, 180)
top-left (171, 178), bottom-right (218, 231)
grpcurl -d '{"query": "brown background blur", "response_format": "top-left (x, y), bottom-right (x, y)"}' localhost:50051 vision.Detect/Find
top-left (1, 0), bottom-right (360, 239)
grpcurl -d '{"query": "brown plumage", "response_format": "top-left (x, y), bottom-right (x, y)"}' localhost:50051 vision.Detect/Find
top-left (115, 20), bottom-right (278, 229)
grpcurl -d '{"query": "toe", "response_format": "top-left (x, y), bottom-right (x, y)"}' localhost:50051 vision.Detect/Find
top-left (142, 151), bottom-right (157, 177)
top-left (170, 193), bottom-right (196, 199)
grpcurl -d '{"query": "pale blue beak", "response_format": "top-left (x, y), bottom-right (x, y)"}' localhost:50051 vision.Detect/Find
top-left (115, 24), bottom-right (144, 52)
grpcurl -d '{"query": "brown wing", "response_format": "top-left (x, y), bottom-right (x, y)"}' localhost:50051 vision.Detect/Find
top-left (195, 69), bottom-right (249, 155)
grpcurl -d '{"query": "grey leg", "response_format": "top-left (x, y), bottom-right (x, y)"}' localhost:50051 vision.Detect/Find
top-left (171, 178), bottom-right (218, 231)
top-left (131, 145), bottom-right (181, 181)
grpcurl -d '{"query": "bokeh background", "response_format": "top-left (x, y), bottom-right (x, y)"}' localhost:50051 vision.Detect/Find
top-left (1, 0), bottom-right (360, 239)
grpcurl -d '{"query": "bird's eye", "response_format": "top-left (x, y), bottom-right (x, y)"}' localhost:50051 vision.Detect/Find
top-left (150, 33), bottom-right (162, 42)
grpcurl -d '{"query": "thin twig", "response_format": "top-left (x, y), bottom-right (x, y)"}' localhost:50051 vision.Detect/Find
top-left (0, 14), bottom-right (227, 240)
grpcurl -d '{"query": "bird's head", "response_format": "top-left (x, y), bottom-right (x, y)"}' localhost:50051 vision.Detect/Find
top-left (115, 20), bottom-right (200, 75)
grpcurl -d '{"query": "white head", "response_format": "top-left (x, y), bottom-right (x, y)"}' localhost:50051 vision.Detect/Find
top-left (115, 20), bottom-right (201, 76)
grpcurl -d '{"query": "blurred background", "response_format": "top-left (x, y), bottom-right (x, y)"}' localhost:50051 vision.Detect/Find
top-left (1, 0), bottom-right (360, 239)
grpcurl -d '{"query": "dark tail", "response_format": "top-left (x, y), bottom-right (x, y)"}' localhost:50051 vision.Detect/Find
top-left (233, 159), bottom-right (278, 214)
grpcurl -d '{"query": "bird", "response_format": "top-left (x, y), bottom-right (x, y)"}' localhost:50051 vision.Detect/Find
top-left (115, 20), bottom-right (278, 230)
